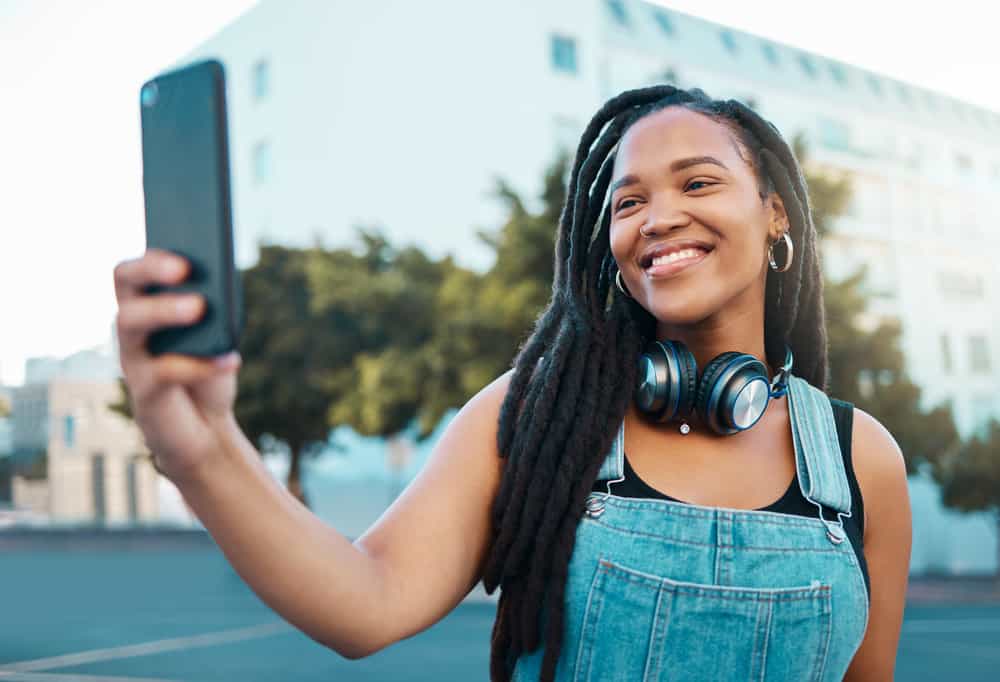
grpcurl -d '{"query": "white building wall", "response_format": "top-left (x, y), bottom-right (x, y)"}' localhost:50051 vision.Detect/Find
top-left (172, 0), bottom-right (1000, 573)
top-left (171, 0), bottom-right (605, 274)
top-left (46, 379), bottom-right (159, 525)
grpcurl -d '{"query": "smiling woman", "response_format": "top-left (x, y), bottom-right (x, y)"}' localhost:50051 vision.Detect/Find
top-left (484, 85), bottom-right (910, 682)
top-left (111, 82), bottom-right (908, 682)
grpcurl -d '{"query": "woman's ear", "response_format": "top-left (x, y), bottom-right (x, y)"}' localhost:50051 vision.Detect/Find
top-left (767, 192), bottom-right (790, 240)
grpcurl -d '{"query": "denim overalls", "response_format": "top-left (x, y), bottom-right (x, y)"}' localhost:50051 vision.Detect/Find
top-left (511, 373), bottom-right (870, 681)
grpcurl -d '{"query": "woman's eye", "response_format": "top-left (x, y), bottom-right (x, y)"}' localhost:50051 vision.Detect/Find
top-left (685, 180), bottom-right (713, 191)
top-left (615, 182), bottom-right (714, 212)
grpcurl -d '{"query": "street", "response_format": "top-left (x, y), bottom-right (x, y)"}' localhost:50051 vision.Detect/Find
top-left (1, 546), bottom-right (997, 681)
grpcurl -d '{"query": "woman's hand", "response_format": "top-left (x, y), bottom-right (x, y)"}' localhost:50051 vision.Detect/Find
top-left (113, 247), bottom-right (242, 485)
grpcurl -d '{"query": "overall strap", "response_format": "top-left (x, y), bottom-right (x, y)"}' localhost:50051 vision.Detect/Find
top-left (594, 418), bottom-right (625, 483)
top-left (593, 376), bottom-right (853, 525)
top-left (786, 374), bottom-right (854, 539)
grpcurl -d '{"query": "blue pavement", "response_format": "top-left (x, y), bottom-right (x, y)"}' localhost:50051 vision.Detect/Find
top-left (2, 544), bottom-right (998, 681)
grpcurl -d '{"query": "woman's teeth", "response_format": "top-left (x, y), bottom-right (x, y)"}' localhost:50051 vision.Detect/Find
top-left (650, 248), bottom-right (705, 267)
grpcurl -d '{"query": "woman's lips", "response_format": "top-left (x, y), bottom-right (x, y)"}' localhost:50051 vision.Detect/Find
top-left (643, 249), bottom-right (712, 278)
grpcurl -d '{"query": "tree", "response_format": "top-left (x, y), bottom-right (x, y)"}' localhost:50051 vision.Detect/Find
top-left (311, 227), bottom-right (451, 441)
top-left (234, 243), bottom-right (354, 507)
top-left (931, 419), bottom-right (1000, 576)
top-left (109, 242), bottom-right (355, 508)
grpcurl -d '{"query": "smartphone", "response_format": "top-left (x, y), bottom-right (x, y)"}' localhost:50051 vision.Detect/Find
top-left (139, 58), bottom-right (243, 357)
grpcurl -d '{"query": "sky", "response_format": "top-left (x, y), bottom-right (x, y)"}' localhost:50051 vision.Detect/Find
top-left (1, 0), bottom-right (998, 388)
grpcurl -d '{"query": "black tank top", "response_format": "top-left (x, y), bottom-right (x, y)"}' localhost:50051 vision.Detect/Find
top-left (590, 397), bottom-right (870, 599)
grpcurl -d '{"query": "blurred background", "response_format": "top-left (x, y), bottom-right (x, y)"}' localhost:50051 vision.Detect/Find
top-left (1, 0), bottom-right (999, 680)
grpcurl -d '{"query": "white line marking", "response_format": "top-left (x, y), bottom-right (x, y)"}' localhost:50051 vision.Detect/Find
top-left (0, 672), bottom-right (180, 681)
top-left (0, 622), bottom-right (293, 674)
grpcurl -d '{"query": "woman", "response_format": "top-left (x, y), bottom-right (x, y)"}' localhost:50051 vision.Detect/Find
top-left (113, 85), bottom-right (911, 681)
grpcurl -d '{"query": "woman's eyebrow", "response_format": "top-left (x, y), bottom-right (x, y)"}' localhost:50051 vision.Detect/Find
top-left (609, 155), bottom-right (729, 195)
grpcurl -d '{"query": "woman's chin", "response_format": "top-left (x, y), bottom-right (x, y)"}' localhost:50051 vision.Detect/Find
top-left (641, 297), bottom-right (718, 327)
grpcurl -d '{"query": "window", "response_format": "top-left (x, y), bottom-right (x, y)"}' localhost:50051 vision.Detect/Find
top-left (940, 334), bottom-right (953, 373)
top-left (253, 58), bottom-right (269, 101)
top-left (253, 140), bottom-right (271, 184)
top-left (550, 34), bottom-right (577, 75)
top-left (606, 0), bottom-right (628, 26)
top-left (866, 74), bottom-right (882, 96)
top-left (937, 271), bottom-right (984, 300)
top-left (652, 9), bottom-right (674, 35)
top-left (63, 414), bottom-right (75, 448)
top-left (798, 54), bottom-right (817, 78)
top-left (828, 62), bottom-right (847, 86)
top-left (969, 335), bottom-right (991, 373)
top-left (896, 83), bottom-right (912, 107)
top-left (761, 41), bottom-right (779, 66)
top-left (719, 30), bottom-right (738, 54)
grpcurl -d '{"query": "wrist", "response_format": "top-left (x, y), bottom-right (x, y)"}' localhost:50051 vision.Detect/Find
top-left (167, 411), bottom-right (247, 491)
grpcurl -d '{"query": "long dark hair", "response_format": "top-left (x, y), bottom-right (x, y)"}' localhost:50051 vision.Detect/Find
top-left (481, 84), bottom-right (829, 682)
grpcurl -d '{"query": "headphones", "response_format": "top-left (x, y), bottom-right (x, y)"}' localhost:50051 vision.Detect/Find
top-left (635, 339), bottom-right (794, 435)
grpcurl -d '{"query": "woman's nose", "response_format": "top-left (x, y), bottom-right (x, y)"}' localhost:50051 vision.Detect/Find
top-left (640, 211), bottom-right (688, 237)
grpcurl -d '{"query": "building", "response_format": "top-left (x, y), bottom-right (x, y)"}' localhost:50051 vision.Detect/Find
top-left (167, 0), bottom-right (999, 572)
top-left (7, 345), bottom-right (160, 525)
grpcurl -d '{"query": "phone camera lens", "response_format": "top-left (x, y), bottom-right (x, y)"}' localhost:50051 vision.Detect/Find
top-left (141, 82), bottom-right (159, 108)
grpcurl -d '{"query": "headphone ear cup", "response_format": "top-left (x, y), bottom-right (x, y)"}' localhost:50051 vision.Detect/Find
top-left (694, 351), bottom-right (746, 433)
top-left (635, 339), bottom-right (696, 422)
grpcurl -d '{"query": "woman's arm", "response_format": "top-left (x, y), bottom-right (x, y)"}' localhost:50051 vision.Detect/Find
top-left (175, 369), bottom-right (513, 659)
top-left (843, 407), bottom-right (913, 681)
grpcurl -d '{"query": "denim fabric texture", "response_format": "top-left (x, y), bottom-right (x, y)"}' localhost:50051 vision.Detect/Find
top-left (511, 373), bottom-right (870, 681)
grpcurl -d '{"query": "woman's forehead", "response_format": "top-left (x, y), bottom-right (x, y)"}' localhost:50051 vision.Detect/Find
top-left (613, 108), bottom-right (742, 173)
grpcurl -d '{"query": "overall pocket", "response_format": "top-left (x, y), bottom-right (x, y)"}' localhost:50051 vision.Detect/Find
top-left (574, 558), bottom-right (833, 682)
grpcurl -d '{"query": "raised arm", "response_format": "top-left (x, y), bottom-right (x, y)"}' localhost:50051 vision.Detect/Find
top-left (114, 247), bottom-right (514, 660)
top-left (178, 369), bottom-right (512, 658)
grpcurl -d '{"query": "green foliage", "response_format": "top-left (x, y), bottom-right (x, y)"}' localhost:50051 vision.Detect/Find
top-left (933, 419), bottom-right (1000, 513)
top-left (108, 378), bottom-right (133, 420)
top-left (105, 137), bottom-right (976, 513)
top-left (235, 243), bottom-right (352, 504)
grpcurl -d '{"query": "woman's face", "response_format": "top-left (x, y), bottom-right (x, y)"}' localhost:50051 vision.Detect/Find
top-left (608, 107), bottom-right (787, 330)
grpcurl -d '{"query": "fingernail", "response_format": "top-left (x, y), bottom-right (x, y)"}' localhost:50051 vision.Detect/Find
top-left (214, 351), bottom-right (239, 366)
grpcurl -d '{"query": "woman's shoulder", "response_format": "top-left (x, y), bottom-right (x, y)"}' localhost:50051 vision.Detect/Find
top-left (842, 404), bottom-right (909, 544)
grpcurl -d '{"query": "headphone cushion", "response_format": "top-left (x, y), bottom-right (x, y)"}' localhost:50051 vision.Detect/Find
top-left (677, 342), bottom-right (698, 417)
top-left (695, 351), bottom-right (747, 423)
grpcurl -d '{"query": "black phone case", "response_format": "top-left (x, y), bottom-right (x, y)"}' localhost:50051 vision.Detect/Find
top-left (139, 58), bottom-right (243, 357)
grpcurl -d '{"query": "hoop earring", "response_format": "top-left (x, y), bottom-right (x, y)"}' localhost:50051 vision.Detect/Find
top-left (615, 270), bottom-right (632, 299)
top-left (768, 231), bottom-right (794, 273)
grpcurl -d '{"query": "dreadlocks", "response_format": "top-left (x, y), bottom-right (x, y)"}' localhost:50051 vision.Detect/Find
top-left (482, 84), bottom-right (829, 681)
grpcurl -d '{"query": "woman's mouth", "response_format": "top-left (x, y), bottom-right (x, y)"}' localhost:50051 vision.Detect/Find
top-left (643, 248), bottom-right (712, 278)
